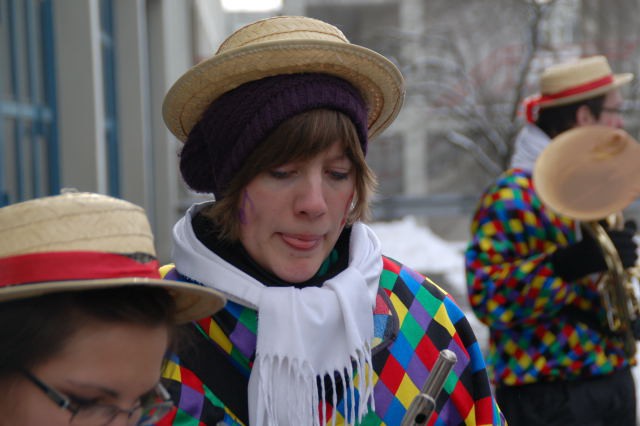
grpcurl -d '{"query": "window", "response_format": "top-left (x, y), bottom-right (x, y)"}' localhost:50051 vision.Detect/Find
top-left (100, 0), bottom-right (119, 196)
top-left (0, 0), bottom-right (59, 206)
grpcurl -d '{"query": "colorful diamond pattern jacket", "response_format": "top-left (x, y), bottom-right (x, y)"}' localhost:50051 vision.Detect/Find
top-left (157, 256), bottom-right (505, 426)
top-left (465, 168), bottom-right (632, 387)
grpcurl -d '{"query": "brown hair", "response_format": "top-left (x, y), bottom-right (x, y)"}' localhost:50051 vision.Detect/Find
top-left (536, 95), bottom-right (606, 138)
top-left (0, 286), bottom-right (177, 380)
top-left (203, 108), bottom-right (377, 241)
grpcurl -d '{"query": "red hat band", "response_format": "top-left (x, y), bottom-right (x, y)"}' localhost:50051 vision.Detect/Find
top-left (523, 74), bottom-right (614, 123)
top-left (0, 251), bottom-right (161, 288)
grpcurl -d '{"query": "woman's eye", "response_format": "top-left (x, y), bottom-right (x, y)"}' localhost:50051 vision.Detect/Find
top-left (329, 171), bottom-right (350, 181)
top-left (269, 170), bottom-right (291, 179)
top-left (68, 394), bottom-right (100, 407)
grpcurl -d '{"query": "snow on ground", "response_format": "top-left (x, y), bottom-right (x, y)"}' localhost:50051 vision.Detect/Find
top-left (369, 215), bottom-right (463, 278)
top-left (369, 216), bottom-right (640, 423)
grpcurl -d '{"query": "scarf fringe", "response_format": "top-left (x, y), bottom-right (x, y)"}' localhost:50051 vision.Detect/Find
top-left (255, 343), bottom-right (375, 426)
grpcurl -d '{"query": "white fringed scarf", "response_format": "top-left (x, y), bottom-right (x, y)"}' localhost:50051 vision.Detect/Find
top-left (172, 202), bottom-right (382, 425)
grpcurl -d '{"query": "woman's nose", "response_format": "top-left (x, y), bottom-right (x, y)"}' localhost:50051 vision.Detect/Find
top-left (294, 174), bottom-right (327, 217)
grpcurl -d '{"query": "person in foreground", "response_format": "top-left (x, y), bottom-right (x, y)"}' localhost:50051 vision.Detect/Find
top-left (0, 190), bottom-right (225, 426)
top-left (158, 15), bottom-right (505, 426)
top-left (465, 55), bottom-right (638, 425)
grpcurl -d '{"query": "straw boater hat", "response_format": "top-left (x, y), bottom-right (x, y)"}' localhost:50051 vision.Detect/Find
top-left (0, 191), bottom-right (225, 323)
top-left (162, 15), bottom-right (405, 143)
top-left (523, 55), bottom-right (633, 123)
top-left (533, 125), bottom-right (640, 221)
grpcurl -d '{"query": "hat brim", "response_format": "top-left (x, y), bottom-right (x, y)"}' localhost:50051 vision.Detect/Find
top-left (538, 73), bottom-right (633, 109)
top-left (0, 277), bottom-right (226, 324)
top-left (163, 39), bottom-right (405, 143)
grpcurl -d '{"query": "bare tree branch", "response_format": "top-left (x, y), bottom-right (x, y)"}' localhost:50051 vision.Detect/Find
top-left (375, 0), bottom-right (555, 174)
top-left (446, 131), bottom-right (503, 176)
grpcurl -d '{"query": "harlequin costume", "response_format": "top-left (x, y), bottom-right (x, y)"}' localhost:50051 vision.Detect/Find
top-left (465, 167), bottom-right (633, 386)
top-left (157, 204), bottom-right (505, 426)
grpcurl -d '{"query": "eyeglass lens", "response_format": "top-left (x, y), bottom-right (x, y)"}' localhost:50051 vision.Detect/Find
top-left (69, 384), bottom-right (173, 426)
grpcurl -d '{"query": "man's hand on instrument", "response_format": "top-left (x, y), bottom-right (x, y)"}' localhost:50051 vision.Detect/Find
top-left (549, 220), bottom-right (638, 281)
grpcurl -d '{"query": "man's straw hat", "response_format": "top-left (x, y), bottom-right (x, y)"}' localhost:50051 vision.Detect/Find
top-left (533, 125), bottom-right (640, 221)
top-left (523, 55), bottom-right (633, 122)
top-left (0, 191), bottom-right (225, 323)
top-left (162, 15), bottom-right (405, 143)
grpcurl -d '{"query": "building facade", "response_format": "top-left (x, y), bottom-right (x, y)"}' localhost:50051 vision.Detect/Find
top-left (0, 0), bottom-right (226, 261)
top-left (4, 0), bottom-right (639, 259)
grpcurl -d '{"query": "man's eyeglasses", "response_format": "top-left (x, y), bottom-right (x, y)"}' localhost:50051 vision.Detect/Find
top-left (602, 106), bottom-right (628, 115)
top-left (22, 370), bottom-right (174, 425)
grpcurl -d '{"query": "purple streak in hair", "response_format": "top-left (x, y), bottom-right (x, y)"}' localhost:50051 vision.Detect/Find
top-left (238, 189), bottom-right (255, 225)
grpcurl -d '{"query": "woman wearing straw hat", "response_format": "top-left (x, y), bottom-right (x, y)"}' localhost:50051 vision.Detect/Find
top-left (0, 191), bottom-right (225, 425)
top-left (158, 15), bottom-right (505, 426)
top-left (465, 55), bottom-right (638, 425)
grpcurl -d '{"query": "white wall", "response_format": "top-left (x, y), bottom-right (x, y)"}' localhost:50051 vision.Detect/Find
top-left (53, 0), bottom-right (106, 193)
top-left (51, 0), bottom-right (209, 262)
top-left (146, 0), bottom-right (197, 262)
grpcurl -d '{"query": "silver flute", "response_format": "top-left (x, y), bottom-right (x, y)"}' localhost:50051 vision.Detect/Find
top-left (400, 349), bottom-right (458, 426)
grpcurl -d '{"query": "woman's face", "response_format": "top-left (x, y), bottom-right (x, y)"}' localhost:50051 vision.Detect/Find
top-left (1, 320), bottom-right (169, 426)
top-left (238, 140), bottom-right (356, 283)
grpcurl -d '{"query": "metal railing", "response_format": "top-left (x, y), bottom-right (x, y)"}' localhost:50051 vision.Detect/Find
top-left (371, 193), bottom-right (480, 221)
top-left (371, 193), bottom-right (640, 221)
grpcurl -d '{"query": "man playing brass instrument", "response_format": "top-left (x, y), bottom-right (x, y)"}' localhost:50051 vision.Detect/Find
top-left (465, 55), bottom-right (638, 426)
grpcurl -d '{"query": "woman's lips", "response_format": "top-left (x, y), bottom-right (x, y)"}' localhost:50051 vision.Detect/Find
top-left (280, 234), bottom-right (322, 250)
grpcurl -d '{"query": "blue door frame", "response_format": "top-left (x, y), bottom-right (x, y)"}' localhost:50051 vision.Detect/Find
top-left (0, 0), bottom-right (59, 207)
top-left (0, 0), bottom-right (121, 206)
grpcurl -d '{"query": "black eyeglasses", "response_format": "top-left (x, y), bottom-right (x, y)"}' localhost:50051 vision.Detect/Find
top-left (22, 370), bottom-right (174, 425)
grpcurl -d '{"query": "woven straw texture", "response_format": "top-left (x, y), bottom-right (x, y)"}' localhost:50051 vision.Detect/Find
top-left (163, 16), bottom-right (404, 143)
top-left (0, 191), bottom-right (155, 257)
top-left (217, 15), bottom-right (349, 51)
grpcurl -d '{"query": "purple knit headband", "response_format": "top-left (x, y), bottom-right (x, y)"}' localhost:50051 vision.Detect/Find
top-left (179, 73), bottom-right (369, 198)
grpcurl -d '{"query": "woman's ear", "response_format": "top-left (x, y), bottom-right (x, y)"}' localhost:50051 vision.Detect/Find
top-left (575, 104), bottom-right (596, 126)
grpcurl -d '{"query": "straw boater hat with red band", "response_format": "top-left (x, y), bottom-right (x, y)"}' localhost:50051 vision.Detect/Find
top-left (0, 191), bottom-right (225, 323)
top-left (523, 55), bottom-right (633, 123)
